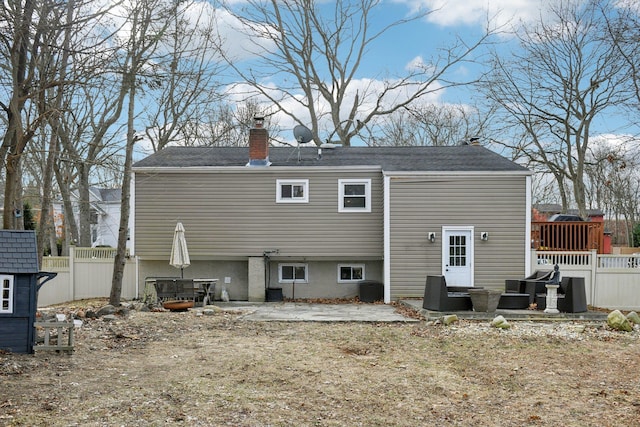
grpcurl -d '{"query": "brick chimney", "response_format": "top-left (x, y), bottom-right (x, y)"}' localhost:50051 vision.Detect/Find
top-left (248, 116), bottom-right (270, 166)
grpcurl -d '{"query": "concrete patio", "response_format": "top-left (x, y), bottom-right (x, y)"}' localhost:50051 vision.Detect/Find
top-left (209, 300), bottom-right (609, 322)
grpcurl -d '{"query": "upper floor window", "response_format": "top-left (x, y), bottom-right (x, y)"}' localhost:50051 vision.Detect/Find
top-left (1, 275), bottom-right (14, 314)
top-left (278, 263), bottom-right (308, 283)
top-left (338, 179), bottom-right (371, 212)
top-left (338, 264), bottom-right (365, 283)
top-left (276, 179), bottom-right (309, 203)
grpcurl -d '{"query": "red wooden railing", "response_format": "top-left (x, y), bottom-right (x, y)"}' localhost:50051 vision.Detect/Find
top-left (531, 221), bottom-right (604, 253)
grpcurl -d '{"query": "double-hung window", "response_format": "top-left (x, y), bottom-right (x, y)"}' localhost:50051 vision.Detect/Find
top-left (278, 263), bottom-right (308, 283)
top-left (338, 179), bottom-right (371, 212)
top-left (338, 264), bottom-right (365, 283)
top-left (0, 275), bottom-right (14, 314)
top-left (276, 179), bottom-right (309, 203)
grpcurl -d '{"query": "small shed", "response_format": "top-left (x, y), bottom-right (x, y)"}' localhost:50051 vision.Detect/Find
top-left (0, 230), bottom-right (56, 354)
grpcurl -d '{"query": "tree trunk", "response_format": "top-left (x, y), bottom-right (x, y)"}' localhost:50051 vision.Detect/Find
top-left (54, 164), bottom-right (80, 248)
top-left (76, 165), bottom-right (93, 247)
top-left (110, 78), bottom-right (136, 306)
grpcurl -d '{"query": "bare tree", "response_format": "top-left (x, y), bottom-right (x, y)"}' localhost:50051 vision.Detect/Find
top-left (188, 99), bottom-right (278, 147)
top-left (0, 0), bottom-right (66, 229)
top-left (223, 0), bottom-right (496, 146)
top-left (603, 1), bottom-right (640, 114)
top-left (110, 0), bottom-right (173, 306)
top-left (141, 0), bottom-right (227, 152)
top-left (481, 0), bottom-right (634, 219)
top-left (585, 140), bottom-right (640, 245)
top-left (376, 104), bottom-right (495, 147)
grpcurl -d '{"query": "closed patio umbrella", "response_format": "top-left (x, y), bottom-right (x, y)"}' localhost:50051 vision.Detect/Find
top-left (170, 222), bottom-right (190, 278)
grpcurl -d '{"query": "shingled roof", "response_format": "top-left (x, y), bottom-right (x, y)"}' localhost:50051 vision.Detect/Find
top-left (133, 145), bottom-right (529, 173)
top-left (0, 230), bottom-right (39, 274)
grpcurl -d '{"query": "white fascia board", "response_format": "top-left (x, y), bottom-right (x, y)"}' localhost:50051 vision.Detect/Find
top-left (132, 165), bottom-right (383, 174)
top-left (383, 170), bottom-right (533, 177)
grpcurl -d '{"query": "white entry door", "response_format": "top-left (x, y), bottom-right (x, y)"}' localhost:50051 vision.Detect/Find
top-left (442, 227), bottom-right (474, 286)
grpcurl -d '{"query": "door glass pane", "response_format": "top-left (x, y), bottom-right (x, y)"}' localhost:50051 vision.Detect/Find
top-left (449, 235), bottom-right (467, 266)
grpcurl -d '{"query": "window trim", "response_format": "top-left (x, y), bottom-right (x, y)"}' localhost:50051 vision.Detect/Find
top-left (278, 263), bottom-right (309, 284)
top-left (338, 179), bottom-right (371, 212)
top-left (276, 179), bottom-right (309, 203)
top-left (0, 274), bottom-right (14, 314)
top-left (337, 264), bottom-right (365, 283)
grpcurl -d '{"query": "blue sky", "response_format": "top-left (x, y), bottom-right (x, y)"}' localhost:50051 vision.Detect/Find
top-left (131, 0), bottom-right (637, 153)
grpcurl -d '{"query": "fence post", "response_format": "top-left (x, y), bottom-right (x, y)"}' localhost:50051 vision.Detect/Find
top-left (590, 249), bottom-right (597, 307)
top-left (69, 245), bottom-right (75, 302)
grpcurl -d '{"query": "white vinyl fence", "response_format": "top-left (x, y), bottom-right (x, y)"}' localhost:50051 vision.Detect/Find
top-left (533, 250), bottom-right (640, 310)
top-left (38, 247), bottom-right (137, 307)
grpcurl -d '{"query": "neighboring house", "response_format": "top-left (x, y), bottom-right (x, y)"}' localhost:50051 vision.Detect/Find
top-left (132, 121), bottom-right (532, 302)
top-left (87, 187), bottom-right (125, 248)
top-left (53, 187), bottom-right (128, 249)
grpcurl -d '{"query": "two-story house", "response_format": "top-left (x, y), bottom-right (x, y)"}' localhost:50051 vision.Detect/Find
top-left (132, 120), bottom-right (532, 302)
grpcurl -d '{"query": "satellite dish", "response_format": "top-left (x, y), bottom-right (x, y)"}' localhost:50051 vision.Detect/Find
top-left (293, 125), bottom-right (314, 144)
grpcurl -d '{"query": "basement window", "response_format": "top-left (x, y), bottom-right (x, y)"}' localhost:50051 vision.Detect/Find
top-left (0, 275), bottom-right (14, 314)
top-left (278, 263), bottom-right (308, 283)
top-left (276, 179), bottom-right (309, 203)
top-left (338, 265), bottom-right (365, 283)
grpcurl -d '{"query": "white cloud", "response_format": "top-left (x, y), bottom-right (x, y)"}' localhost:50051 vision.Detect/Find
top-left (397, 0), bottom-right (559, 29)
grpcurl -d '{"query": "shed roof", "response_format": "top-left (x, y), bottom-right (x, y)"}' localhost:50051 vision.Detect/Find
top-left (133, 145), bottom-right (530, 173)
top-left (0, 230), bottom-right (39, 274)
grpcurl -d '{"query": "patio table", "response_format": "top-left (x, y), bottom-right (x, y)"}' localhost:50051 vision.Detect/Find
top-left (194, 278), bottom-right (218, 305)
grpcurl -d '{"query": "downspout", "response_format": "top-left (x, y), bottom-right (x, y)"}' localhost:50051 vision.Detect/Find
top-left (525, 175), bottom-right (532, 276)
top-left (383, 174), bottom-right (391, 303)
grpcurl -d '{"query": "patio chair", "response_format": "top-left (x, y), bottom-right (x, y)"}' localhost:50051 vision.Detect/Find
top-left (535, 276), bottom-right (587, 313)
top-left (422, 275), bottom-right (473, 311)
top-left (504, 265), bottom-right (559, 305)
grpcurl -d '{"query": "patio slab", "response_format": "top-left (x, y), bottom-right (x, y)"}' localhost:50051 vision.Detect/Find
top-left (208, 302), bottom-right (420, 322)
top-left (199, 300), bottom-right (609, 323)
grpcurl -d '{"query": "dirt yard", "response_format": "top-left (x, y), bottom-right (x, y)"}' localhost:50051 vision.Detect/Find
top-left (1, 301), bottom-right (639, 426)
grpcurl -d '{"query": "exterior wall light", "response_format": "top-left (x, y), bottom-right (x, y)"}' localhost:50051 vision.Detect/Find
top-left (428, 232), bottom-right (436, 243)
top-left (480, 232), bottom-right (489, 241)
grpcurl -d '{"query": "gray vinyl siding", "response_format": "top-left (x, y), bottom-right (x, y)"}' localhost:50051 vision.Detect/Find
top-left (388, 174), bottom-right (528, 299)
top-left (134, 169), bottom-right (383, 260)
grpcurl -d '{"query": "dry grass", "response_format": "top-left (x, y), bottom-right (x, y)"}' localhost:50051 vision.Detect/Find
top-left (1, 304), bottom-right (640, 426)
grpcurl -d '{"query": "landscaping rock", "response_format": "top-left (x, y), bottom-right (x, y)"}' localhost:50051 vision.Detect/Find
top-left (491, 315), bottom-right (510, 329)
top-left (102, 314), bottom-right (118, 322)
top-left (607, 310), bottom-right (633, 332)
top-left (626, 311), bottom-right (640, 325)
top-left (97, 305), bottom-right (117, 317)
top-left (441, 314), bottom-right (458, 325)
top-left (203, 308), bottom-right (217, 316)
